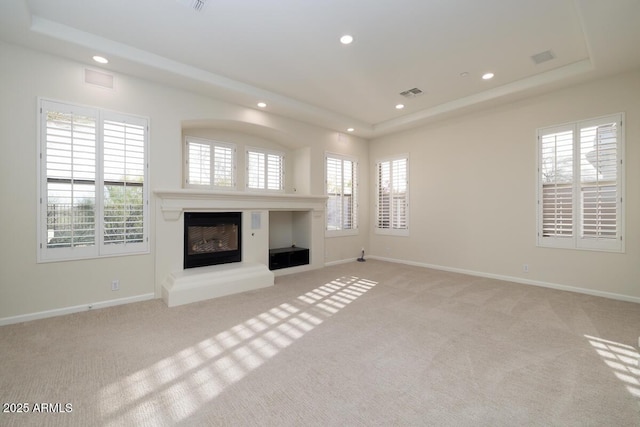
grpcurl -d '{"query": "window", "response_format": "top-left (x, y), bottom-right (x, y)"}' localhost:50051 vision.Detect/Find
top-left (38, 99), bottom-right (149, 261)
top-left (375, 155), bottom-right (409, 235)
top-left (184, 137), bottom-right (236, 189)
top-left (537, 113), bottom-right (624, 252)
top-left (246, 148), bottom-right (284, 191)
top-left (325, 153), bottom-right (358, 235)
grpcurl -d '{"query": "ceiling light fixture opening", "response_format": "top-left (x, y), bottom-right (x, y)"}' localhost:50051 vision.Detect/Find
top-left (340, 35), bottom-right (354, 45)
top-left (257, 102), bottom-right (267, 108)
top-left (347, 128), bottom-right (355, 132)
top-left (92, 55), bottom-right (108, 64)
top-left (395, 104), bottom-right (405, 110)
top-left (482, 72), bottom-right (495, 80)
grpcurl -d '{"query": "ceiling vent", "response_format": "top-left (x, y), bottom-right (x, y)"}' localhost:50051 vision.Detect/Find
top-left (176, 0), bottom-right (208, 12)
top-left (84, 68), bottom-right (114, 89)
top-left (531, 50), bottom-right (555, 65)
top-left (400, 87), bottom-right (423, 98)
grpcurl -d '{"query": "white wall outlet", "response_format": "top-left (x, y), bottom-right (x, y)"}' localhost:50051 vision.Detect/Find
top-left (111, 279), bottom-right (119, 291)
top-left (523, 264), bottom-right (529, 273)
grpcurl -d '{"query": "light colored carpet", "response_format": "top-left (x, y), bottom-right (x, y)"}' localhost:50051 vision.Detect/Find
top-left (1, 260), bottom-right (639, 426)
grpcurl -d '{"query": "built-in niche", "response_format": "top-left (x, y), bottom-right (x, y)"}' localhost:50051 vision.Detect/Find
top-left (268, 210), bottom-right (311, 270)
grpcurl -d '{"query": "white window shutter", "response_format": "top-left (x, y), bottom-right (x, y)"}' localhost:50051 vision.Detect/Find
top-left (247, 148), bottom-right (284, 191)
top-left (39, 99), bottom-right (149, 262)
top-left (537, 113), bottom-right (624, 252)
top-left (325, 154), bottom-right (357, 233)
top-left (43, 102), bottom-right (97, 257)
top-left (102, 115), bottom-right (146, 248)
top-left (376, 156), bottom-right (408, 235)
top-left (578, 117), bottom-right (621, 249)
top-left (185, 137), bottom-right (236, 190)
top-left (187, 141), bottom-right (211, 186)
top-left (539, 128), bottom-right (574, 240)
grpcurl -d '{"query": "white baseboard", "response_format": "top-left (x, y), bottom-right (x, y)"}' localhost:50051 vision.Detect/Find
top-left (325, 257), bottom-right (358, 267)
top-left (0, 293), bottom-right (156, 326)
top-left (369, 255), bottom-right (640, 304)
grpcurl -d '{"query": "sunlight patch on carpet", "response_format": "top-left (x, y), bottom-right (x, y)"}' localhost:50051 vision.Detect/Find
top-left (99, 275), bottom-right (377, 425)
top-left (585, 335), bottom-right (640, 398)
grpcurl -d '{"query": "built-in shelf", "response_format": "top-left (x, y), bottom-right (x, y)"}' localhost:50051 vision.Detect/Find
top-left (154, 189), bottom-right (327, 220)
top-left (269, 247), bottom-right (310, 270)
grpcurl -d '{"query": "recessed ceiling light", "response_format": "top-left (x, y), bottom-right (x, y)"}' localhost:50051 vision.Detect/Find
top-left (340, 35), bottom-right (354, 45)
top-left (347, 128), bottom-right (355, 132)
top-left (482, 72), bottom-right (494, 80)
top-left (257, 102), bottom-right (267, 108)
top-left (92, 55), bottom-right (108, 64)
top-left (395, 104), bottom-right (405, 110)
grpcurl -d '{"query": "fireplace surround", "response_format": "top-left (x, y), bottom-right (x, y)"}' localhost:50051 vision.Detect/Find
top-left (155, 189), bottom-right (327, 307)
top-left (184, 211), bottom-right (241, 269)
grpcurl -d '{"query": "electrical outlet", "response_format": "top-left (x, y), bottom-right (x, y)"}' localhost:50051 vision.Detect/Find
top-left (111, 279), bottom-right (119, 291)
top-left (523, 264), bottom-right (529, 273)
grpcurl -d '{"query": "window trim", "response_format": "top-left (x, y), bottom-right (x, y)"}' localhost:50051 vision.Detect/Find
top-left (375, 154), bottom-right (409, 236)
top-left (37, 98), bottom-right (150, 263)
top-left (245, 146), bottom-right (285, 192)
top-left (184, 136), bottom-right (237, 190)
top-left (536, 113), bottom-right (625, 253)
top-left (325, 152), bottom-right (359, 237)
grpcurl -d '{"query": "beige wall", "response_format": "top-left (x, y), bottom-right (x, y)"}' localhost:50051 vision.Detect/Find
top-left (369, 70), bottom-right (640, 300)
top-left (0, 41), bottom-right (369, 322)
top-left (1, 38), bottom-right (636, 323)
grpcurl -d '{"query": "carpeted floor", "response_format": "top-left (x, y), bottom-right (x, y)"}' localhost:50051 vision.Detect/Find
top-left (1, 260), bottom-right (639, 426)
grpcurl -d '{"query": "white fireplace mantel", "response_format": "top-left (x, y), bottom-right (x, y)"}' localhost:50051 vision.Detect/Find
top-left (155, 188), bottom-right (327, 307)
top-left (154, 189), bottom-right (327, 220)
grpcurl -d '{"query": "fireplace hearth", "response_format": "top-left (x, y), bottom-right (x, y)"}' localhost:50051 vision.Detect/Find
top-left (184, 212), bottom-right (241, 269)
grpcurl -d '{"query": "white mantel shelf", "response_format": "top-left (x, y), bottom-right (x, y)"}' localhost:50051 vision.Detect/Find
top-left (155, 189), bottom-right (327, 220)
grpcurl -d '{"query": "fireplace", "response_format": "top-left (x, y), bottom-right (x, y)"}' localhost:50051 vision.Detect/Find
top-left (184, 212), bottom-right (241, 269)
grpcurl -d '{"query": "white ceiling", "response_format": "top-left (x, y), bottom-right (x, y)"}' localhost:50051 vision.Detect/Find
top-left (1, 0), bottom-right (639, 138)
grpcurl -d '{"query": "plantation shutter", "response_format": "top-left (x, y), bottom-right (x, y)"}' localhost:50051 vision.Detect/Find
top-left (343, 159), bottom-right (356, 229)
top-left (247, 151), bottom-right (265, 189)
top-left (102, 114), bottom-right (146, 248)
top-left (326, 156), bottom-right (342, 230)
top-left (39, 99), bottom-right (149, 261)
top-left (43, 101), bottom-right (97, 254)
top-left (267, 153), bottom-right (284, 190)
top-left (325, 154), bottom-right (357, 233)
top-left (537, 113), bottom-right (623, 252)
top-left (376, 156), bottom-right (408, 234)
top-left (391, 158), bottom-right (408, 230)
top-left (187, 141), bottom-right (211, 186)
top-left (579, 118), bottom-right (620, 245)
top-left (247, 148), bottom-right (284, 191)
top-left (185, 137), bottom-right (236, 189)
top-left (539, 127), bottom-right (574, 239)
top-left (377, 161), bottom-right (390, 229)
top-left (213, 145), bottom-right (234, 188)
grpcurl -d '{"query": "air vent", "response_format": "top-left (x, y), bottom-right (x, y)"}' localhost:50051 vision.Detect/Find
top-left (176, 0), bottom-right (208, 12)
top-left (531, 50), bottom-right (555, 65)
top-left (400, 87), bottom-right (423, 98)
top-left (84, 68), bottom-right (114, 89)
